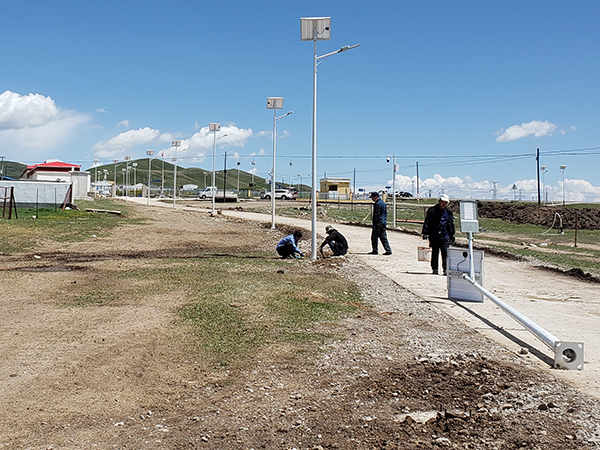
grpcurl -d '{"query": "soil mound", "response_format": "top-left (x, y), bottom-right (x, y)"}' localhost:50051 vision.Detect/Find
top-left (450, 202), bottom-right (600, 230)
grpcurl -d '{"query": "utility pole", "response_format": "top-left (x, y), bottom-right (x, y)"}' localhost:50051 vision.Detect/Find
top-left (416, 161), bottom-right (420, 203)
top-left (0, 155), bottom-right (5, 180)
top-left (536, 148), bottom-right (541, 205)
top-left (223, 151), bottom-right (227, 203)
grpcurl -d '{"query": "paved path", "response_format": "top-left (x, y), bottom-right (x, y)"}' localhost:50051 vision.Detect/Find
top-left (125, 197), bottom-right (600, 399)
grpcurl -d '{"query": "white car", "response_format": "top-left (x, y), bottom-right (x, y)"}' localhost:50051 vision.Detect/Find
top-left (198, 186), bottom-right (218, 199)
top-left (260, 189), bottom-right (298, 200)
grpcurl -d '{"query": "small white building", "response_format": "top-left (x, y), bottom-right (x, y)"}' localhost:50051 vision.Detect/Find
top-left (20, 160), bottom-right (90, 200)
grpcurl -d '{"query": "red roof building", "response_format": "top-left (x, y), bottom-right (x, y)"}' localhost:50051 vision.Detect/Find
top-left (20, 160), bottom-right (81, 179)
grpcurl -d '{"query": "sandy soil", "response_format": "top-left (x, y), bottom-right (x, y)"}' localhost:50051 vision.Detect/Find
top-left (1, 199), bottom-right (599, 449)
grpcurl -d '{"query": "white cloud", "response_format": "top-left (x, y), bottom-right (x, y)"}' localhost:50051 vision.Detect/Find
top-left (0, 91), bottom-right (89, 156)
top-left (381, 173), bottom-right (600, 203)
top-left (0, 114), bottom-right (89, 153)
top-left (0, 90), bottom-right (62, 130)
top-left (118, 119), bottom-right (129, 128)
top-left (92, 127), bottom-right (169, 158)
top-left (495, 120), bottom-right (558, 143)
top-left (183, 124), bottom-right (253, 152)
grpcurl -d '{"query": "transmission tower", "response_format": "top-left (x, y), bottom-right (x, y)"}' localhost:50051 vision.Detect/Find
top-left (490, 182), bottom-right (498, 200)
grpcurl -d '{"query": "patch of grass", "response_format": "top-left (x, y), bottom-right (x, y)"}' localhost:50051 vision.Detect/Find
top-left (106, 253), bottom-right (364, 366)
top-left (0, 199), bottom-right (146, 253)
top-left (175, 256), bottom-right (364, 366)
top-left (70, 290), bottom-right (118, 306)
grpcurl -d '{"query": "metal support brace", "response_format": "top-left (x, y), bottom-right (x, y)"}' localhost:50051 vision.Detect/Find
top-left (461, 274), bottom-right (584, 370)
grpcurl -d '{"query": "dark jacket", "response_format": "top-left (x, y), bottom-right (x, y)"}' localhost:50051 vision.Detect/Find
top-left (422, 204), bottom-right (455, 242)
top-left (372, 198), bottom-right (387, 227)
top-left (320, 229), bottom-right (348, 251)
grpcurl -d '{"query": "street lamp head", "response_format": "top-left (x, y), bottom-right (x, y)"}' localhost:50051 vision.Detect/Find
top-left (338, 44), bottom-right (360, 54)
top-left (386, 157), bottom-right (390, 163)
top-left (209, 123), bottom-right (221, 132)
top-left (237, 161), bottom-right (241, 166)
top-left (560, 165), bottom-right (567, 170)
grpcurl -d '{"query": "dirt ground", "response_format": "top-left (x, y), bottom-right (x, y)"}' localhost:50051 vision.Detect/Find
top-left (1, 202), bottom-right (600, 449)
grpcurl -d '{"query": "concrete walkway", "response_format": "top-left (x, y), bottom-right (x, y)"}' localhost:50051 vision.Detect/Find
top-left (124, 197), bottom-right (600, 400)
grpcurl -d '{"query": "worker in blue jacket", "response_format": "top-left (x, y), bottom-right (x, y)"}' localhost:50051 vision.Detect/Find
top-left (276, 230), bottom-right (304, 259)
top-left (368, 191), bottom-right (392, 255)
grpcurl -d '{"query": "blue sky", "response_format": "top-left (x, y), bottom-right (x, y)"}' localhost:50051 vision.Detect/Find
top-left (1, 1), bottom-right (600, 202)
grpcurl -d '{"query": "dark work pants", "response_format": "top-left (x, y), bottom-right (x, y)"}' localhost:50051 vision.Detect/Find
top-left (430, 238), bottom-right (450, 273)
top-left (277, 242), bottom-right (297, 259)
top-left (327, 240), bottom-right (347, 256)
top-left (371, 224), bottom-right (392, 254)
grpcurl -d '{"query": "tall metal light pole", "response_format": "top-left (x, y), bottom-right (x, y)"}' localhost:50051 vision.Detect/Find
top-left (113, 159), bottom-right (118, 183)
top-left (171, 140), bottom-right (181, 209)
top-left (146, 150), bottom-right (154, 205)
top-left (289, 161), bottom-right (293, 188)
top-left (387, 154), bottom-right (397, 228)
top-left (301, 16), bottom-right (359, 259)
top-left (124, 155), bottom-right (131, 201)
top-left (121, 168), bottom-right (126, 196)
top-left (132, 162), bottom-right (138, 197)
top-left (0, 155), bottom-right (5, 180)
top-left (251, 160), bottom-right (256, 187)
top-left (236, 161), bottom-right (241, 191)
top-left (540, 165), bottom-right (548, 205)
top-left (93, 159), bottom-right (99, 183)
top-left (267, 97), bottom-right (293, 229)
top-left (210, 123), bottom-right (221, 216)
top-left (160, 155), bottom-right (165, 195)
top-left (560, 165), bottom-right (567, 206)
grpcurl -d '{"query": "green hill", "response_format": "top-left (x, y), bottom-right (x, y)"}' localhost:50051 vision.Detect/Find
top-left (86, 159), bottom-right (275, 191)
top-left (0, 158), bottom-right (307, 192)
top-left (0, 161), bottom-right (27, 179)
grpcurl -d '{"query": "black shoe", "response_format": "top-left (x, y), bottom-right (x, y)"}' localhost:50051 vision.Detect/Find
top-left (383, 251), bottom-right (392, 255)
top-left (368, 251), bottom-right (378, 255)
top-left (432, 269), bottom-right (438, 275)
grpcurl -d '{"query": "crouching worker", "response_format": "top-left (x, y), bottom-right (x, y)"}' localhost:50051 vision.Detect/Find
top-left (320, 225), bottom-right (348, 257)
top-left (276, 230), bottom-right (304, 259)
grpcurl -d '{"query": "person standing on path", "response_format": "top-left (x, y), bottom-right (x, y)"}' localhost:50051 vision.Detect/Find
top-left (369, 191), bottom-right (392, 255)
top-left (422, 194), bottom-right (455, 275)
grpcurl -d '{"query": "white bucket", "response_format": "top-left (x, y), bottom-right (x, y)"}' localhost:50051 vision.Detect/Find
top-left (417, 245), bottom-right (431, 262)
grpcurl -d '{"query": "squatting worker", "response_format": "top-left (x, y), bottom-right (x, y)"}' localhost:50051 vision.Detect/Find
top-left (276, 230), bottom-right (304, 259)
top-left (421, 194), bottom-right (455, 275)
top-left (319, 225), bottom-right (349, 257)
top-left (368, 191), bottom-right (392, 255)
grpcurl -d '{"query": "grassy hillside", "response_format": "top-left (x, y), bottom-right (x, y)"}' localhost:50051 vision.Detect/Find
top-left (86, 159), bottom-right (304, 191)
top-left (0, 161), bottom-right (27, 179)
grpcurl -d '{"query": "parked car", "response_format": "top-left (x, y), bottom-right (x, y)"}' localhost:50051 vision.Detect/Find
top-left (260, 189), bottom-right (298, 200)
top-left (396, 191), bottom-right (413, 198)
